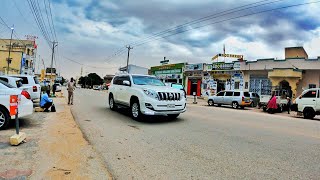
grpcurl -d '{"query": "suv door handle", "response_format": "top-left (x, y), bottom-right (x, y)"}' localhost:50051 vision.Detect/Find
top-left (313, 100), bottom-right (316, 101)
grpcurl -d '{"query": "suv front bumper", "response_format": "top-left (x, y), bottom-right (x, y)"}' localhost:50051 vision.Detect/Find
top-left (141, 107), bottom-right (186, 115)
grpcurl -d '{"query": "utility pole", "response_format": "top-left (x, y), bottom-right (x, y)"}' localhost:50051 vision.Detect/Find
top-left (50, 41), bottom-right (58, 85)
top-left (126, 45), bottom-right (133, 73)
top-left (7, 26), bottom-right (14, 75)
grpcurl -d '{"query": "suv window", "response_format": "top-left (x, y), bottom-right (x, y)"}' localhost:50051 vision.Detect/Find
top-left (244, 92), bottom-right (250, 97)
top-left (225, 91), bottom-right (233, 96)
top-left (302, 90), bottom-right (317, 98)
top-left (113, 76), bottom-right (120, 85)
top-left (0, 77), bottom-right (8, 83)
top-left (233, 92), bottom-right (240, 96)
top-left (13, 77), bottom-right (28, 84)
top-left (217, 92), bottom-right (225, 96)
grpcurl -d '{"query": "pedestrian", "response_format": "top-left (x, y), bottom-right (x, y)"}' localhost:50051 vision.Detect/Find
top-left (52, 83), bottom-right (57, 96)
top-left (267, 92), bottom-right (277, 114)
top-left (67, 77), bottom-right (75, 105)
top-left (287, 97), bottom-right (291, 114)
top-left (40, 90), bottom-right (53, 112)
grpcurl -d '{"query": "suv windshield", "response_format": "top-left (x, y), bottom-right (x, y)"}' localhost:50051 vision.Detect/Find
top-left (0, 80), bottom-right (15, 88)
top-left (132, 76), bottom-right (165, 86)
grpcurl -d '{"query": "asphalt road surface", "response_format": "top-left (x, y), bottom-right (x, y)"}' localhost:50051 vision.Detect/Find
top-left (70, 88), bottom-right (320, 179)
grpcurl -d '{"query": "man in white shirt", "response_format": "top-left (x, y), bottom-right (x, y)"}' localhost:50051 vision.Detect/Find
top-left (67, 77), bottom-right (75, 105)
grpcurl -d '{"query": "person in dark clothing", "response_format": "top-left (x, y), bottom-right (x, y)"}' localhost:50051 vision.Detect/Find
top-left (40, 90), bottom-right (53, 112)
top-left (52, 83), bottom-right (57, 96)
top-left (287, 97), bottom-right (291, 114)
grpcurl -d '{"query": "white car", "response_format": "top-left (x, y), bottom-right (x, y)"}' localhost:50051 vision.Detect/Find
top-left (293, 88), bottom-right (320, 119)
top-left (54, 83), bottom-right (62, 92)
top-left (0, 76), bottom-right (23, 88)
top-left (0, 80), bottom-right (34, 130)
top-left (108, 74), bottom-right (186, 120)
top-left (10, 75), bottom-right (41, 101)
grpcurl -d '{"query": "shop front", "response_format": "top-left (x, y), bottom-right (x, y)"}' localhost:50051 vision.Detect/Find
top-left (185, 63), bottom-right (203, 96)
top-left (202, 62), bottom-right (243, 96)
top-left (150, 63), bottom-right (185, 84)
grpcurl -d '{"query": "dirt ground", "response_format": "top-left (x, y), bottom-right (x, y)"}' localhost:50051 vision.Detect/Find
top-left (0, 94), bottom-right (112, 179)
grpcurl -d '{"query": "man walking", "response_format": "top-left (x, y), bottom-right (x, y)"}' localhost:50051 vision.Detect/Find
top-left (67, 77), bottom-right (75, 105)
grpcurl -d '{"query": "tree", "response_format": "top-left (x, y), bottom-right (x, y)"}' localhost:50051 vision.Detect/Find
top-left (78, 73), bottom-right (103, 88)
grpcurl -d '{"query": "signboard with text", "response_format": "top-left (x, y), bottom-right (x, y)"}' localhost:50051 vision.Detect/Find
top-left (185, 63), bottom-right (203, 71)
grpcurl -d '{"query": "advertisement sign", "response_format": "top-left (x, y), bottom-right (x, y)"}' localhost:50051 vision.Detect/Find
top-left (185, 63), bottom-right (203, 71)
top-left (10, 95), bottom-right (18, 116)
top-left (212, 53), bottom-right (243, 60)
top-left (212, 63), bottom-right (234, 70)
top-left (233, 62), bottom-right (241, 70)
top-left (154, 69), bottom-right (182, 75)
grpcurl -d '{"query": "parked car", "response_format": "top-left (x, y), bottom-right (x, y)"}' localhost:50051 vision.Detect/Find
top-left (10, 75), bottom-right (41, 101)
top-left (207, 90), bottom-right (251, 109)
top-left (291, 88), bottom-right (320, 119)
top-left (249, 92), bottom-right (260, 107)
top-left (0, 80), bottom-right (34, 130)
top-left (108, 74), bottom-right (186, 120)
top-left (0, 76), bottom-right (23, 88)
top-left (93, 85), bottom-right (101, 90)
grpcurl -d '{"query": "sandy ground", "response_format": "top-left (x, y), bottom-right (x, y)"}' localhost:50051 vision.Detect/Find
top-left (30, 97), bottom-right (112, 179)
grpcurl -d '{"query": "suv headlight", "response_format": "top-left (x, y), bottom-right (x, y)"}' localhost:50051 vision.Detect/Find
top-left (143, 89), bottom-right (159, 100)
top-left (181, 91), bottom-right (186, 100)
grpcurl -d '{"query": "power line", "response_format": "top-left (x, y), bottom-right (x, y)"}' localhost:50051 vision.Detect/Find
top-left (134, 1), bottom-right (320, 47)
top-left (47, 0), bottom-right (58, 41)
top-left (44, 0), bottom-right (55, 41)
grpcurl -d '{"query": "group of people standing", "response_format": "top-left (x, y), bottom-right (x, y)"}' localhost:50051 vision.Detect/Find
top-left (40, 77), bottom-right (76, 112)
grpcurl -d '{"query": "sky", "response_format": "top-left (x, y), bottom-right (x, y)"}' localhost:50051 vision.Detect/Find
top-left (0, 0), bottom-right (319, 78)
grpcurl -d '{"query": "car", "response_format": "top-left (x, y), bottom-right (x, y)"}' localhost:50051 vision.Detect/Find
top-left (108, 74), bottom-right (186, 120)
top-left (0, 76), bottom-right (23, 88)
top-left (292, 88), bottom-right (320, 119)
top-left (249, 92), bottom-right (260, 107)
top-left (0, 80), bottom-right (34, 130)
top-left (93, 85), bottom-right (101, 90)
top-left (207, 90), bottom-right (251, 109)
top-left (9, 75), bottom-right (41, 101)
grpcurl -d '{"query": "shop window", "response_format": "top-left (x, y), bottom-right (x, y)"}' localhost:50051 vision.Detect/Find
top-left (302, 90), bottom-right (317, 98)
top-left (309, 84), bottom-right (316, 89)
top-left (234, 82), bottom-right (240, 89)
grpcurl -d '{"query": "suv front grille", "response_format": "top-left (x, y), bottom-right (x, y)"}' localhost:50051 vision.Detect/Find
top-left (158, 92), bottom-right (180, 101)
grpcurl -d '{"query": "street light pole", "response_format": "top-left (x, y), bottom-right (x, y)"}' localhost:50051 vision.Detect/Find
top-left (7, 26), bottom-right (14, 75)
top-left (50, 41), bottom-right (58, 86)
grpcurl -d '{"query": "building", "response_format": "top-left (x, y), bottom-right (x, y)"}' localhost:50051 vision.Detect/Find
top-left (119, 64), bottom-right (148, 75)
top-left (0, 39), bottom-right (37, 75)
top-left (150, 63), bottom-right (185, 84)
top-left (184, 63), bottom-right (204, 96)
top-left (240, 47), bottom-right (320, 98)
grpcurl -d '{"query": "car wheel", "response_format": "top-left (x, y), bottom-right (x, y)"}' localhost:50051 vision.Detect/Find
top-left (167, 114), bottom-right (180, 120)
top-left (208, 100), bottom-right (214, 106)
top-left (0, 107), bottom-right (10, 130)
top-left (278, 105), bottom-right (283, 113)
top-left (109, 95), bottom-right (117, 111)
top-left (232, 102), bottom-right (239, 109)
top-left (303, 108), bottom-right (315, 119)
top-left (131, 100), bottom-right (143, 121)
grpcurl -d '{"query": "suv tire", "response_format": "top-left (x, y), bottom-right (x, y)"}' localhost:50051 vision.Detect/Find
top-left (109, 95), bottom-right (117, 111)
top-left (208, 100), bottom-right (214, 106)
top-left (131, 100), bottom-right (143, 121)
top-left (232, 102), bottom-right (239, 109)
top-left (303, 108), bottom-right (315, 119)
top-left (0, 107), bottom-right (10, 130)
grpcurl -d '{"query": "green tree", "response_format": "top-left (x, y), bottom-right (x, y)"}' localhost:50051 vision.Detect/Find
top-left (78, 73), bottom-right (103, 88)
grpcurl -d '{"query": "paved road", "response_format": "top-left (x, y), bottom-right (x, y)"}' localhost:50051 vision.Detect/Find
top-left (70, 88), bottom-right (320, 179)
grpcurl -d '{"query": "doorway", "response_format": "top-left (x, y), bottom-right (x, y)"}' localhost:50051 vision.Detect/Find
top-left (279, 80), bottom-right (292, 98)
top-left (217, 80), bottom-right (225, 92)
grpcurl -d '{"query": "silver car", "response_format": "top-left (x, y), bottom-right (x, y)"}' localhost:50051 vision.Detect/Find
top-left (208, 90), bottom-right (251, 109)
top-left (249, 92), bottom-right (260, 107)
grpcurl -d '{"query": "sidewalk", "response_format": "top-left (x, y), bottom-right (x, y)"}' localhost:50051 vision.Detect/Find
top-left (0, 94), bottom-right (112, 179)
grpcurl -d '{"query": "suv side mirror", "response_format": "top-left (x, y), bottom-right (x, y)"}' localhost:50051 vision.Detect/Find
top-left (123, 80), bottom-right (131, 86)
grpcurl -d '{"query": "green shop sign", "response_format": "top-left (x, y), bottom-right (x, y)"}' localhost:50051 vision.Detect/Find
top-left (151, 63), bottom-right (185, 74)
top-left (155, 69), bottom-right (182, 75)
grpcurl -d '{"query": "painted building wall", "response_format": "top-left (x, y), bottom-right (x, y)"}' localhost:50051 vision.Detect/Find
top-left (296, 70), bottom-right (320, 96)
top-left (285, 47), bottom-right (308, 59)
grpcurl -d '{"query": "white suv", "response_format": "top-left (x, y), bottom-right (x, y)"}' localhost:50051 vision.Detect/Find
top-left (293, 88), bottom-right (320, 119)
top-left (108, 74), bottom-right (186, 120)
top-left (10, 75), bottom-right (41, 101)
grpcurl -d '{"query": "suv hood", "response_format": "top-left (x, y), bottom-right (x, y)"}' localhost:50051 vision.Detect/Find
top-left (137, 85), bottom-right (183, 93)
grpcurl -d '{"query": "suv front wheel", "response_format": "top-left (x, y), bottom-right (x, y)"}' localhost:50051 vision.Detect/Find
top-left (303, 108), bottom-right (315, 119)
top-left (131, 100), bottom-right (143, 121)
top-left (109, 95), bottom-right (117, 111)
